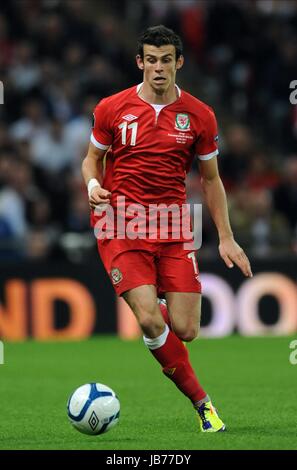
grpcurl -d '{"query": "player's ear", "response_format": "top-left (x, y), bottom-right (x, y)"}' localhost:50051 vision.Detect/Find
top-left (136, 54), bottom-right (144, 70)
top-left (176, 55), bottom-right (184, 70)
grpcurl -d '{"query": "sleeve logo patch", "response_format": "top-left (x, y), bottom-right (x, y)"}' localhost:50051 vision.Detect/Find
top-left (110, 268), bottom-right (123, 284)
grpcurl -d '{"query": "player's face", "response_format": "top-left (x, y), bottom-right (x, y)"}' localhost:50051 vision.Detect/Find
top-left (136, 44), bottom-right (184, 95)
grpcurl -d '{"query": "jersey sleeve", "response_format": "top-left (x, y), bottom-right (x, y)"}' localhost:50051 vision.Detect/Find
top-left (90, 98), bottom-right (113, 150)
top-left (195, 107), bottom-right (219, 161)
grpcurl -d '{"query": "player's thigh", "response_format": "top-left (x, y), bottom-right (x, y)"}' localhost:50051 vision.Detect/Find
top-left (123, 284), bottom-right (158, 319)
top-left (98, 239), bottom-right (157, 296)
top-left (165, 292), bottom-right (201, 340)
top-left (123, 284), bottom-right (164, 334)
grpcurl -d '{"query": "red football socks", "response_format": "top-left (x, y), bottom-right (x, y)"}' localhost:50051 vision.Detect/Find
top-left (158, 301), bottom-right (172, 329)
top-left (144, 323), bottom-right (207, 404)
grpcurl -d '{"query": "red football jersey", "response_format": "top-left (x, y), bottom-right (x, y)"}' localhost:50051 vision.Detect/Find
top-left (91, 84), bottom-right (219, 241)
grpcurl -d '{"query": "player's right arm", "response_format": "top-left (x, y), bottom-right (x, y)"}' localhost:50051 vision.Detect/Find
top-left (81, 142), bottom-right (111, 209)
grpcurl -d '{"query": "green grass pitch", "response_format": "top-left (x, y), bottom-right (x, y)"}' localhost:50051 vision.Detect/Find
top-left (0, 335), bottom-right (296, 450)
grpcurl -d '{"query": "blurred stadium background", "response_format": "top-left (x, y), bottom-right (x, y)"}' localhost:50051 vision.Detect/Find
top-left (0, 0), bottom-right (296, 340)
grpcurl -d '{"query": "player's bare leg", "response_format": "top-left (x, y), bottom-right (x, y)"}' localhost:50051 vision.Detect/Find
top-left (123, 284), bottom-right (164, 338)
top-left (163, 291), bottom-right (225, 432)
top-left (165, 292), bottom-right (201, 341)
top-left (123, 285), bottom-right (225, 432)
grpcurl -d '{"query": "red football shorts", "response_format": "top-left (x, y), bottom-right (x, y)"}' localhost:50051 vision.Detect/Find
top-left (97, 238), bottom-right (201, 296)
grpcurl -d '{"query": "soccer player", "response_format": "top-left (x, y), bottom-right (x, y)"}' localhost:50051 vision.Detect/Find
top-left (82, 25), bottom-right (252, 433)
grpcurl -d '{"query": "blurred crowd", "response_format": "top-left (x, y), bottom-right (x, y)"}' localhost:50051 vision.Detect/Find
top-left (0, 0), bottom-right (296, 261)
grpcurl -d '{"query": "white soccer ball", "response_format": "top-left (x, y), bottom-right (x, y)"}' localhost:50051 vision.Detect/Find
top-left (67, 383), bottom-right (120, 435)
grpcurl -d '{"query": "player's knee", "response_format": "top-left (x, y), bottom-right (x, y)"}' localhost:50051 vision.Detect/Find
top-left (126, 296), bottom-right (164, 336)
top-left (130, 301), bottom-right (162, 332)
top-left (138, 314), bottom-right (165, 338)
top-left (174, 325), bottom-right (199, 342)
top-left (138, 314), bottom-right (155, 332)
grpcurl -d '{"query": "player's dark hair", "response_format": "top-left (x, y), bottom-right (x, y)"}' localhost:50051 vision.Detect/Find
top-left (137, 25), bottom-right (183, 61)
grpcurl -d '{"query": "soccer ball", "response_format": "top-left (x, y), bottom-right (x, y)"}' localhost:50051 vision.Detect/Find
top-left (67, 383), bottom-right (120, 435)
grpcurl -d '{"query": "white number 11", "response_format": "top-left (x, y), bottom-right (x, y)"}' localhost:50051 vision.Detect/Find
top-left (118, 121), bottom-right (138, 146)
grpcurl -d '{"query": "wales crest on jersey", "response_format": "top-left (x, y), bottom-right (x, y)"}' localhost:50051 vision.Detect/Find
top-left (175, 113), bottom-right (190, 131)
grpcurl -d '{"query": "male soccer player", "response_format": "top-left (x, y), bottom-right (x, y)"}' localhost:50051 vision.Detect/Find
top-left (82, 25), bottom-right (252, 433)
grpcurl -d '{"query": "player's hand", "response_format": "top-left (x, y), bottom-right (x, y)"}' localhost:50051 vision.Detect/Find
top-left (89, 186), bottom-right (111, 210)
top-left (219, 236), bottom-right (253, 278)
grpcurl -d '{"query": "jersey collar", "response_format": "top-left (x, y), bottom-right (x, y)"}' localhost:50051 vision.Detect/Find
top-left (136, 82), bottom-right (181, 99)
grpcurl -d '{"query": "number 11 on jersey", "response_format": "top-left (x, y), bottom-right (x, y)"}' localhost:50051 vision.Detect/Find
top-left (118, 121), bottom-right (138, 146)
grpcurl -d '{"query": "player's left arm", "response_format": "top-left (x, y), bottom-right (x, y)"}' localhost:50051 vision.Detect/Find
top-left (199, 156), bottom-right (253, 278)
